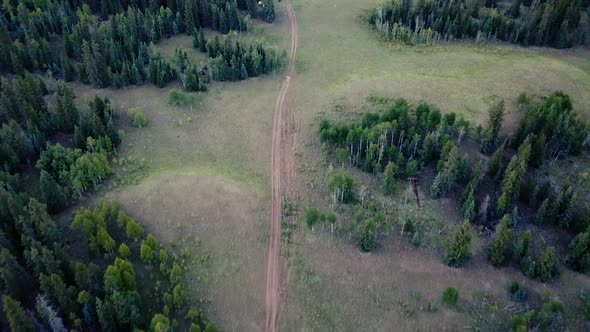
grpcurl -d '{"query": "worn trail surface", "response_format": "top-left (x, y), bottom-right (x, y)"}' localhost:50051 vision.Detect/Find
top-left (265, 0), bottom-right (298, 331)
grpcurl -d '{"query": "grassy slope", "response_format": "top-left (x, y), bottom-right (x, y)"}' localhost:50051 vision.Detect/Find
top-left (285, 0), bottom-right (590, 330)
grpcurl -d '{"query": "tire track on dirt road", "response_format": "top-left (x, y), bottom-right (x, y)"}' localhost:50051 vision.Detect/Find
top-left (265, 0), bottom-right (297, 331)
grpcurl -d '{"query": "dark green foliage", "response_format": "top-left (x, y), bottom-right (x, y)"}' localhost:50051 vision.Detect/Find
top-left (444, 222), bottom-right (471, 267)
top-left (149, 55), bottom-right (177, 88)
top-left (203, 34), bottom-right (286, 82)
top-left (40, 170), bottom-right (68, 214)
top-left (514, 230), bottom-right (532, 262)
top-left (0, 249), bottom-right (31, 300)
top-left (537, 246), bottom-right (559, 282)
top-left (566, 229), bottom-right (590, 272)
top-left (508, 281), bottom-right (527, 302)
top-left (369, 0), bottom-right (587, 48)
top-left (497, 137), bottom-right (532, 216)
top-left (488, 215), bottom-right (513, 267)
top-left (480, 100), bottom-right (505, 154)
top-left (442, 287), bottom-right (459, 306)
top-left (184, 65), bottom-right (207, 92)
top-left (512, 92), bottom-right (587, 158)
top-left (383, 161), bottom-right (399, 194)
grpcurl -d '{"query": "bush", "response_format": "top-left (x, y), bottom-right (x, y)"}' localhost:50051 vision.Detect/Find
top-left (128, 108), bottom-right (149, 128)
top-left (537, 300), bottom-right (564, 330)
top-left (442, 287), bottom-right (459, 307)
top-left (508, 281), bottom-right (527, 302)
top-left (304, 207), bottom-right (320, 230)
top-left (168, 89), bottom-right (201, 107)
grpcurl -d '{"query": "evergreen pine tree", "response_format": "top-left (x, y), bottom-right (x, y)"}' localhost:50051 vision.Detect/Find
top-left (480, 100), bottom-right (505, 154)
top-left (3, 296), bottom-right (35, 332)
top-left (40, 170), bottom-right (68, 214)
top-left (444, 221), bottom-right (472, 267)
top-left (514, 230), bottom-right (532, 262)
top-left (488, 215), bottom-right (513, 267)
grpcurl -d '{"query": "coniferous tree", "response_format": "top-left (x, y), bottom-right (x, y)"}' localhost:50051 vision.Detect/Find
top-left (444, 221), bottom-right (472, 267)
top-left (3, 296), bottom-right (35, 332)
top-left (514, 230), bottom-right (532, 262)
top-left (488, 215), bottom-right (513, 267)
top-left (566, 229), bottom-right (590, 272)
top-left (480, 100), bottom-right (505, 154)
top-left (40, 170), bottom-right (68, 214)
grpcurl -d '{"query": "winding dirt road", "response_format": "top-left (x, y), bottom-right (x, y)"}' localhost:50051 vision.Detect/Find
top-left (265, 0), bottom-right (298, 331)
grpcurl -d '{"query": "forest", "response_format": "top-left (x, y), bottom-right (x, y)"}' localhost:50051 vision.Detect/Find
top-left (367, 0), bottom-right (589, 48)
top-left (0, 0), bottom-right (284, 330)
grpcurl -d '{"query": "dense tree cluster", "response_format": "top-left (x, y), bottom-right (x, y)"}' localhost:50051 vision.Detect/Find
top-left (193, 31), bottom-right (287, 82)
top-left (0, 0), bottom-right (277, 87)
top-left (320, 98), bottom-right (470, 185)
top-left (369, 0), bottom-right (588, 48)
top-left (0, 191), bottom-right (213, 330)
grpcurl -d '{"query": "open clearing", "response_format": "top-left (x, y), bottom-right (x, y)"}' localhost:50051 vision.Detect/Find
top-left (283, 0), bottom-right (590, 330)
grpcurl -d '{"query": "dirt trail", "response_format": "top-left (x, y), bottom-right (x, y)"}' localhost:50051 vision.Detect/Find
top-left (265, 0), bottom-right (298, 331)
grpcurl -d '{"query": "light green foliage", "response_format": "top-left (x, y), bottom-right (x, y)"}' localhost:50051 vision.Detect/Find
top-left (150, 313), bottom-right (170, 332)
top-left (128, 108), bottom-right (149, 128)
top-left (126, 219), bottom-right (145, 240)
top-left (335, 148), bottom-right (349, 167)
top-left (104, 258), bottom-right (136, 292)
top-left (329, 172), bottom-right (355, 203)
top-left (140, 235), bottom-right (159, 264)
top-left (168, 89), bottom-right (201, 107)
top-left (172, 284), bottom-right (186, 309)
top-left (118, 243), bottom-right (130, 259)
top-left (510, 310), bottom-right (535, 332)
top-left (537, 300), bottom-right (564, 330)
top-left (170, 263), bottom-right (182, 284)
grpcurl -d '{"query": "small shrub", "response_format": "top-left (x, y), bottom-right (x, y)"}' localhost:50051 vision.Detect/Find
top-left (537, 300), bottom-right (564, 330)
top-left (510, 310), bottom-right (535, 332)
top-left (442, 287), bottom-right (459, 307)
top-left (305, 207), bottom-right (320, 230)
top-left (128, 108), bottom-right (149, 127)
top-left (508, 281), bottom-right (527, 302)
top-left (168, 89), bottom-right (201, 107)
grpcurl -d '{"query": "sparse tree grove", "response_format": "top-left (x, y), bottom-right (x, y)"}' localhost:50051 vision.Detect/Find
top-left (317, 91), bottom-right (588, 285)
